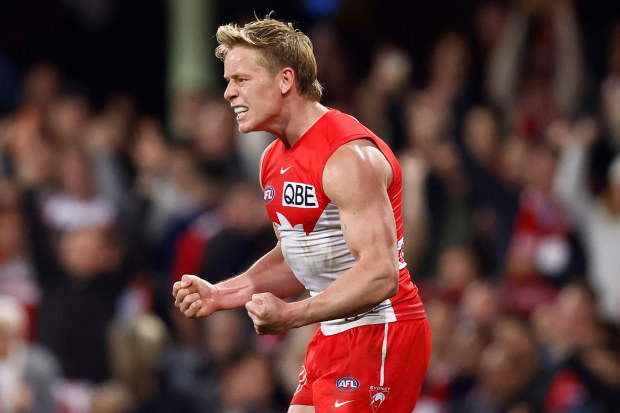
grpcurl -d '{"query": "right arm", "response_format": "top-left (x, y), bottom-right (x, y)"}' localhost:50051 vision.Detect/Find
top-left (485, 9), bottom-right (528, 111)
top-left (173, 143), bottom-right (305, 318)
top-left (173, 240), bottom-right (305, 318)
top-left (550, 119), bottom-right (598, 231)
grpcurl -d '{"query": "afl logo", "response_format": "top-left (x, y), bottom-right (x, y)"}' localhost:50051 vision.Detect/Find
top-left (336, 376), bottom-right (360, 391)
top-left (264, 185), bottom-right (275, 205)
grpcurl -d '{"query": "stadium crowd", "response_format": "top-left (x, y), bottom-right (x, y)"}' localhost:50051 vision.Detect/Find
top-left (0, 0), bottom-right (620, 412)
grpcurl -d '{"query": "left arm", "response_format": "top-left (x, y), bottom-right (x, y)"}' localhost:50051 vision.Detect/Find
top-left (246, 140), bottom-right (399, 334)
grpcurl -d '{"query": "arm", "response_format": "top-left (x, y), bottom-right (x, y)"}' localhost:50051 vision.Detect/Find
top-left (246, 140), bottom-right (399, 334)
top-left (400, 151), bottom-right (430, 268)
top-left (173, 236), bottom-right (305, 318)
top-left (485, 9), bottom-right (528, 112)
top-left (550, 119), bottom-right (597, 231)
top-left (173, 144), bottom-right (305, 317)
top-left (550, 0), bottom-right (584, 116)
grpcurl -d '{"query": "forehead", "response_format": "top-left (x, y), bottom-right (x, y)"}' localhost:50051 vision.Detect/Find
top-left (223, 46), bottom-right (267, 76)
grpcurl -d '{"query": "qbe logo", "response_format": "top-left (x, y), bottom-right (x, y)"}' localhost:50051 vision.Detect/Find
top-left (264, 185), bottom-right (275, 205)
top-left (336, 376), bottom-right (359, 391)
top-left (282, 181), bottom-right (318, 208)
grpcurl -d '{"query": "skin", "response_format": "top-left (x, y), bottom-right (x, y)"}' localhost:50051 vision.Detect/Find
top-left (172, 45), bottom-right (400, 412)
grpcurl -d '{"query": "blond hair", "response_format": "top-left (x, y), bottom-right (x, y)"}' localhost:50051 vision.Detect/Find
top-left (215, 14), bottom-right (323, 102)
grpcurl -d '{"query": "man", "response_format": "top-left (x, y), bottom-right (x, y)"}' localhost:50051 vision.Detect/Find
top-left (173, 15), bottom-right (431, 412)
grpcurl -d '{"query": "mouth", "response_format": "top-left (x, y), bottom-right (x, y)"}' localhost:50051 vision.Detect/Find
top-left (233, 106), bottom-right (248, 120)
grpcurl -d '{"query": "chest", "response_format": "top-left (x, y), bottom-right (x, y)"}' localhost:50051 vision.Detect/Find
top-left (262, 154), bottom-right (331, 235)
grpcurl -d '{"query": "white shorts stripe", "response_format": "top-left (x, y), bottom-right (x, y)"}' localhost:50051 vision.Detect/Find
top-left (380, 323), bottom-right (388, 386)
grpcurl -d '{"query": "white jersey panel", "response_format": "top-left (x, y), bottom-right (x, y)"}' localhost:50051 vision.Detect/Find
top-left (276, 202), bottom-right (356, 293)
top-left (276, 202), bottom-right (401, 335)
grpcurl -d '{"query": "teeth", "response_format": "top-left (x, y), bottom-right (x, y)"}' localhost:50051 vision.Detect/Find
top-left (234, 106), bottom-right (248, 114)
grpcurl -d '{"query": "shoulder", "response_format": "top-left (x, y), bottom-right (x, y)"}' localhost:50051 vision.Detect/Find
top-left (324, 110), bottom-right (370, 139)
top-left (323, 140), bottom-right (393, 204)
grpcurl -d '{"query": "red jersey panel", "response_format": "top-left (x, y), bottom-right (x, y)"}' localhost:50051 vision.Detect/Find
top-left (260, 109), bottom-right (425, 335)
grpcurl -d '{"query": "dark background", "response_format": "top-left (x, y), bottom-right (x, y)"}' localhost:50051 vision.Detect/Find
top-left (1, 0), bottom-right (618, 119)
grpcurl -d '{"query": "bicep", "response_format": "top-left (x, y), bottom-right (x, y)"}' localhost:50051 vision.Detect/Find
top-left (323, 142), bottom-right (397, 262)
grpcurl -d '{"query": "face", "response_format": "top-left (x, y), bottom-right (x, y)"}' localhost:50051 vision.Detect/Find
top-left (223, 46), bottom-right (285, 134)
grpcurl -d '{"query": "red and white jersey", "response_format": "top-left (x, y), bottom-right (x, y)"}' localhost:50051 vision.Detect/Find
top-left (260, 109), bottom-right (425, 335)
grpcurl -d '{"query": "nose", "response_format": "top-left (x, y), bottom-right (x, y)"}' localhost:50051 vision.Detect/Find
top-left (224, 81), bottom-right (237, 102)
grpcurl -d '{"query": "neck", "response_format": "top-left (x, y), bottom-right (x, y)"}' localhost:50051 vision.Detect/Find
top-left (275, 100), bottom-right (328, 149)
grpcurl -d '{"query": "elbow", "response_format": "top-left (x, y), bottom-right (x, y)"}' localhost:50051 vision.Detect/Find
top-left (379, 263), bottom-right (399, 300)
top-left (386, 270), bottom-right (399, 298)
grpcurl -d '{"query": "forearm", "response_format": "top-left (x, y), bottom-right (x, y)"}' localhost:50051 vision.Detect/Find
top-left (552, 6), bottom-right (583, 114)
top-left (285, 257), bottom-right (398, 329)
top-left (215, 242), bottom-right (304, 310)
top-left (486, 11), bottom-right (528, 110)
top-left (552, 143), bottom-right (591, 229)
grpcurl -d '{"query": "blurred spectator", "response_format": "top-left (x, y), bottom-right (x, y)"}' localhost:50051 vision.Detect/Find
top-left (219, 351), bottom-right (282, 413)
top-left (458, 316), bottom-right (551, 413)
top-left (432, 245), bottom-right (483, 302)
top-left (400, 150), bottom-right (430, 269)
top-left (2, 109), bottom-right (57, 190)
top-left (189, 96), bottom-right (241, 181)
top-left (0, 206), bottom-right (40, 338)
top-left (534, 283), bottom-right (620, 411)
top-left (198, 179), bottom-right (274, 286)
top-left (107, 314), bottom-right (169, 411)
top-left (0, 4), bottom-right (619, 413)
top-left (486, 0), bottom-right (585, 141)
top-left (403, 91), bottom-right (480, 278)
top-left (309, 23), bottom-right (355, 109)
top-left (600, 22), bottom-right (620, 151)
top-left (355, 43), bottom-right (412, 149)
top-left (19, 63), bottom-right (62, 114)
top-left (460, 280), bottom-right (502, 333)
top-left (419, 299), bottom-right (459, 411)
top-left (274, 320), bottom-right (318, 397)
top-left (0, 295), bottom-right (60, 413)
top-left (462, 105), bottom-right (502, 168)
top-left (41, 145), bottom-right (116, 231)
top-left (551, 118), bottom-right (620, 322)
top-left (455, 109), bottom-right (523, 277)
top-left (45, 92), bottom-right (91, 145)
top-left (501, 142), bottom-right (579, 315)
top-left (426, 30), bottom-right (475, 113)
top-left (22, 187), bottom-right (145, 382)
top-left (89, 381), bottom-right (134, 413)
top-left (158, 309), bottom-right (251, 413)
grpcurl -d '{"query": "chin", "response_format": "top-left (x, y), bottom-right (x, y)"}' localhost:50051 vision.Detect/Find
top-left (237, 123), bottom-right (254, 134)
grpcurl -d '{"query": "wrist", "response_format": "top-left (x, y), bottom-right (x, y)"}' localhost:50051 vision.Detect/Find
top-left (286, 299), bottom-right (309, 329)
top-left (211, 284), bottom-right (224, 311)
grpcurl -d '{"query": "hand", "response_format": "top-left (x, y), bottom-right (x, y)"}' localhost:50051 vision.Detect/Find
top-left (546, 117), bottom-right (599, 149)
top-left (572, 117), bottom-right (599, 147)
top-left (172, 274), bottom-right (219, 318)
top-left (245, 293), bottom-right (292, 335)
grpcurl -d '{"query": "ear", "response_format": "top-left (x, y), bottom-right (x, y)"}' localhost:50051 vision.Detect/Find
top-left (279, 67), bottom-right (296, 95)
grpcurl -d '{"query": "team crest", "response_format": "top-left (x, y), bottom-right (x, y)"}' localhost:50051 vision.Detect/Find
top-left (369, 386), bottom-right (390, 412)
top-left (264, 185), bottom-right (275, 205)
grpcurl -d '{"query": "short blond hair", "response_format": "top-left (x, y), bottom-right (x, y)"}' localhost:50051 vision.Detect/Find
top-left (215, 15), bottom-right (323, 102)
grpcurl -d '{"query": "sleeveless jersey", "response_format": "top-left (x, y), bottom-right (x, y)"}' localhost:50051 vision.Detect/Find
top-left (260, 109), bottom-right (425, 335)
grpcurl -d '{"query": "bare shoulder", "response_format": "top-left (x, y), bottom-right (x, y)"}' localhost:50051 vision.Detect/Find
top-left (323, 139), bottom-right (393, 205)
